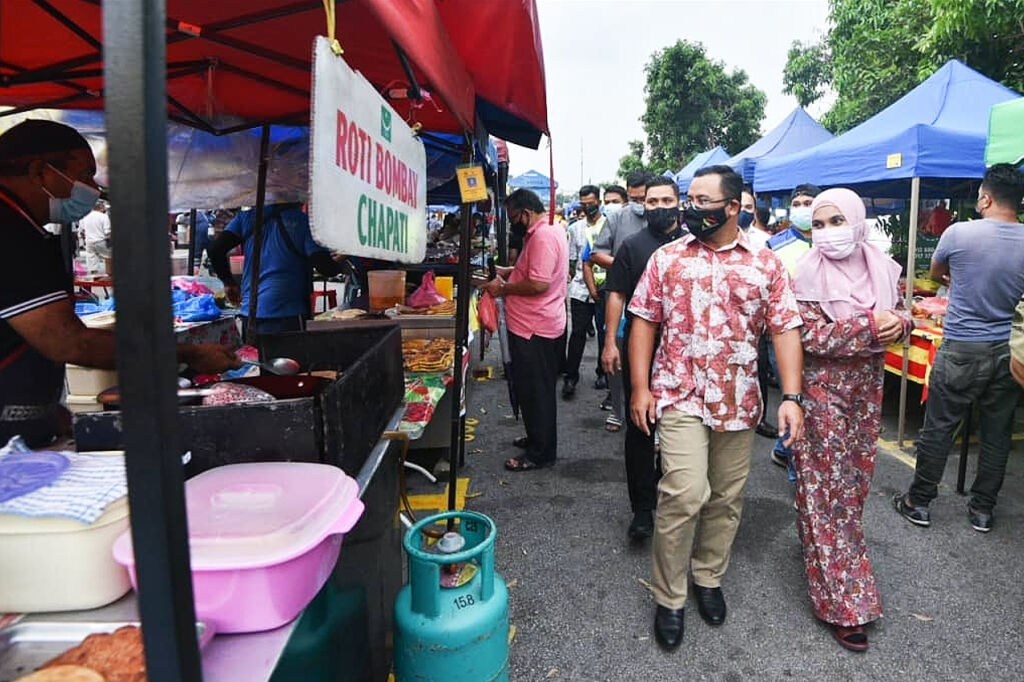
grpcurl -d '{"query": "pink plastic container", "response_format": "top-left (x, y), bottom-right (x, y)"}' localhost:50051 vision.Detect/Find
top-left (112, 462), bottom-right (364, 633)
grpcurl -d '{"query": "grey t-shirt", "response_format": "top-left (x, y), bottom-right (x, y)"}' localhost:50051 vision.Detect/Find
top-left (934, 218), bottom-right (1024, 341)
top-left (593, 206), bottom-right (646, 258)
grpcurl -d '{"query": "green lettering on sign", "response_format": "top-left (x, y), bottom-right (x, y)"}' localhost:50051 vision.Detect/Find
top-left (380, 106), bottom-right (392, 143)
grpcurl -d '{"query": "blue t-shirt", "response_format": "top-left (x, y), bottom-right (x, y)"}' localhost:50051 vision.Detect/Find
top-left (934, 219), bottom-right (1024, 341)
top-left (227, 205), bottom-right (326, 319)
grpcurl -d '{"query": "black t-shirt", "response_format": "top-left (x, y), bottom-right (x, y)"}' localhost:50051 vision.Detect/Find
top-left (0, 187), bottom-right (72, 446)
top-left (604, 226), bottom-right (684, 305)
top-left (0, 189), bottom-right (70, 357)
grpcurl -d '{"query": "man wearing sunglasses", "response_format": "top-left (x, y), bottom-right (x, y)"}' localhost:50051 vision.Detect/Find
top-left (628, 165), bottom-right (805, 651)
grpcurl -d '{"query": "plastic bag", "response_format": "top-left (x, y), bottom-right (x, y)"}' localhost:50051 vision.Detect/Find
top-left (173, 294), bottom-right (221, 322)
top-left (478, 291), bottom-right (498, 334)
top-left (172, 277), bottom-right (214, 296)
top-left (406, 270), bottom-right (448, 308)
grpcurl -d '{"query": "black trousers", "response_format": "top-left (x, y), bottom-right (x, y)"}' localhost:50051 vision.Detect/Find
top-left (594, 290), bottom-right (607, 379)
top-left (565, 298), bottom-right (595, 382)
top-left (909, 340), bottom-right (1021, 512)
top-left (509, 330), bottom-right (564, 465)
top-left (620, 330), bottom-right (659, 512)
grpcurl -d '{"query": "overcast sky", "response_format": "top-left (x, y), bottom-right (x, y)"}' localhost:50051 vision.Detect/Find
top-left (507, 0), bottom-right (832, 190)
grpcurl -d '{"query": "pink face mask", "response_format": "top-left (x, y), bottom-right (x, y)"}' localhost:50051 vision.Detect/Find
top-left (812, 224), bottom-right (858, 260)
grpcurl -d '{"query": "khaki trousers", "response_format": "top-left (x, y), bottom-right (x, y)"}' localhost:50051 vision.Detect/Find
top-left (652, 409), bottom-right (755, 609)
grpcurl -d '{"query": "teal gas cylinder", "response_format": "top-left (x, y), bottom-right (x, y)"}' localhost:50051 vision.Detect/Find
top-left (394, 511), bottom-right (509, 682)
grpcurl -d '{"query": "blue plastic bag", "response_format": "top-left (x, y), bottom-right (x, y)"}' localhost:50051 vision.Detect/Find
top-left (172, 294), bottom-right (221, 322)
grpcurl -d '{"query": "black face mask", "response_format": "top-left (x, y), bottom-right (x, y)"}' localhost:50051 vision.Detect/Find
top-left (645, 206), bottom-right (679, 234)
top-left (583, 203), bottom-right (601, 219)
top-left (682, 204), bottom-right (729, 241)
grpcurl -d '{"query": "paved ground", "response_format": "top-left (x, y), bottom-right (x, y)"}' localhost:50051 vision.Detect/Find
top-left (421, 340), bottom-right (1024, 681)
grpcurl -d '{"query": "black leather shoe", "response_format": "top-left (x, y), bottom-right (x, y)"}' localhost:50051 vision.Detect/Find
top-left (692, 585), bottom-right (726, 626)
top-left (562, 377), bottom-right (577, 399)
top-left (628, 510), bottom-right (654, 543)
top-left (654, 605), bottom-right (685, 650)
top-left (512, 436), bottom-right (529, 449)
top-left (755, 421), bottom-right (778, 439)
top-left (593, 375), bottom-right (608, 390)
top-left (968, 504), bottom-right (993, 533)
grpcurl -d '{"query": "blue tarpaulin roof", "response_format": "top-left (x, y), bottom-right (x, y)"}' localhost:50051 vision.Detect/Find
top-left (675, 146), bottom-right (731, 194)
top-left (754, 60), bottom-right (1021, 196)
top-left (724, 108), bottom-right (832, 183)
top-left (508, 169), bottom-right (558, 193)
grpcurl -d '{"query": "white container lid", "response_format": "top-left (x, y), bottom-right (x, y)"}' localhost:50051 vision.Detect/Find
top-left (113, 462), bottom-right (361, 571)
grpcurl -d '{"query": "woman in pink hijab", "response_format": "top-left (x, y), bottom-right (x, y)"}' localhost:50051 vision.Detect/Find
top-left (790, 188), bottom-right (911, 652)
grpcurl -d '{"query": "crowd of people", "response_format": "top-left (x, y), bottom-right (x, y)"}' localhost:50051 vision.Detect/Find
top-left (481, 163), bottom-right (1024, 653)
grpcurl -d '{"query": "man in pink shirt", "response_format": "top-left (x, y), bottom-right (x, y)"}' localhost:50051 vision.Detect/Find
top-left (481, 189), bottom-right (568, 471)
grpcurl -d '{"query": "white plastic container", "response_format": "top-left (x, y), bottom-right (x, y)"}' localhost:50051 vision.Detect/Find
top-left (0, 496), bottom-right (131, 612)
top-left (113, 462), bottom-right (364, 633)
top-left (65, 364), bottom-right (118, 397)
top-left (65, 394), bottom-right (102, 414)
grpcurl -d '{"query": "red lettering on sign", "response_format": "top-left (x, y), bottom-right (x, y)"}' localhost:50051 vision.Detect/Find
top-left (336, 111), bottom-right (348, 171)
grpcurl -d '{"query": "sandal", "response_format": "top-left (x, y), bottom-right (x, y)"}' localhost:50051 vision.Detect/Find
top-left (504, 456), bottom-right (551, 472)
top-left (605, 416), bottom-right (623, 433)
top-left (832, 624), bottom-right (869, 652)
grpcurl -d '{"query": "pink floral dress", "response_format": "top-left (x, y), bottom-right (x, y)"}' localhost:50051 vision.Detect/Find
top-left (791, 300), bottom-right (911, 627)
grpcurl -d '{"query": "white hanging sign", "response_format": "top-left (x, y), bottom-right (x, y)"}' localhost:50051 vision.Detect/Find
top-left (310, 36), bottom-right (427, 262)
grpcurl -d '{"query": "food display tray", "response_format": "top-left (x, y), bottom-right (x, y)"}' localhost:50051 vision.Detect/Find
top-left (0, 620), bottom-right (209, 681)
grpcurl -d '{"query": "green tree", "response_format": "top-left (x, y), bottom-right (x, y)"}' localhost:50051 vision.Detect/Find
top-left (782, 40), bottom-right (833, 108)
top-left (918, 0), bottom-right (1024, 93)
top-left (637, 41), bottom-right (766, 172)
top-left (616, 139), bottom-right (651, 180)
top-left (784, 0), bottom-right (1024, 133)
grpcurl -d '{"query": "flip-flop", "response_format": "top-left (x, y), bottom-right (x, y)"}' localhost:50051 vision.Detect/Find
top-left (605, 420), bottom-right (622, 433)
top-left (832, 624), bottom-right (868, 652)
top-left (504, 456), bottom-right (551, 472)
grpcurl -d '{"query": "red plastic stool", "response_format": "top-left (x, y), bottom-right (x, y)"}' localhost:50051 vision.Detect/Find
top-left (311, 289), bottom-right (337, 313)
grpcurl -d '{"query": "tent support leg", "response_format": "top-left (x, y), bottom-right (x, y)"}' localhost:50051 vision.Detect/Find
top-left (897, 176), bottom-right (921, 449)
top-left (448, 144), bottom-right (474, 519)
top-left (104, 0), bottom-right (202, 679)
top-left (187, 208), bottom-right (198, 275)
top-left (245, 124), bottom-right (272, 344)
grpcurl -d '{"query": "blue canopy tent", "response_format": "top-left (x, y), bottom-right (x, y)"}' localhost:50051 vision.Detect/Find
top-left (421, 132), bottom-right (499, 205)
top-left (755, 60), bottom-right (1021, 448)
top-left (724, 108), bottom-right (832, 183)
top-left (675, 146), bottom-right (730, 194)
top-left (508, 169), bottom-right (558, 204)
top-left (754, 60), bottom-right (1019, 197)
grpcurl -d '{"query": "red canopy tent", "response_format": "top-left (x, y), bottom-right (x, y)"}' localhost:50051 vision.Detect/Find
top-left (0, 0), bottom-right (478, 134)
top-left (436, 0), bottom-right (550, 147)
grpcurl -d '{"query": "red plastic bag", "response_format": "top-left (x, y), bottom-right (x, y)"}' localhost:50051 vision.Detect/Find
top-left (478, 291), bottom-right (498, 333)
top-left (406, 270), bottom-right (448, 308)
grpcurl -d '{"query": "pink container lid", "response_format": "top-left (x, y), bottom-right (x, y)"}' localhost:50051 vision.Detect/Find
top-left (113, 462), bottom-right (362, 571)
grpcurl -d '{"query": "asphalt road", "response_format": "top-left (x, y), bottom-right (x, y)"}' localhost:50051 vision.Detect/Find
top-left (442, 340), bottom-right (1024, 681)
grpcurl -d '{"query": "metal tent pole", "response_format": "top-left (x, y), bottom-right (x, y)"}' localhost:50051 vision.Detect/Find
top-left (496, 160), bottom-right (509, 264)
top-left (103, 1), bottom-right (202, 680)
top-left (448, 144), bottom-right (474, 514)
top-left (897, 176), bottom-right (921, 449)
top-left (186, 207), bottom-right (198, 275)
top-left (245, 125), bottom-right (272, 344)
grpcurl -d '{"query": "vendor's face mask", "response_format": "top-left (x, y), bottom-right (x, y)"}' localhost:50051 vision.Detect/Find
top-left (41, 163), bottom-right (100, 224)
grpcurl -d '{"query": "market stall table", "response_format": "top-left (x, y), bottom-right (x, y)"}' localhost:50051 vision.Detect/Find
top-left (0, 408), bottom-right (403, 682)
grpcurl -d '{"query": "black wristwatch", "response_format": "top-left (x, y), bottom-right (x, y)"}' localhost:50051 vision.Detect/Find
top-left (781, 393), bottom-right (806, 409)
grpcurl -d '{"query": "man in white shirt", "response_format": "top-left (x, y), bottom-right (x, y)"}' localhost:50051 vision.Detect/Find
top-left (78, 200), bottom-right (111, 273)
top-left (563, 184), bottom-right (606, 398)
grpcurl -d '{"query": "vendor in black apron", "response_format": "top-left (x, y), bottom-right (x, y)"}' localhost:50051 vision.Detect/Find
top-left (0, 120), bottom-right (241, 448)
